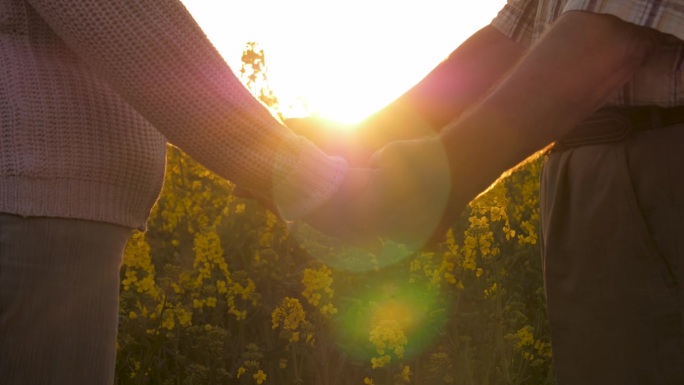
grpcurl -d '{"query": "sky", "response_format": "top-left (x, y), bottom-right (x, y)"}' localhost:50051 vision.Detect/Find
top-left (180, 0), bottom-right (506, 123)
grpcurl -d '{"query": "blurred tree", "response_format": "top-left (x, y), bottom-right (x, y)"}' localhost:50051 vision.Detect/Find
top-left (240, 42), bottom-right (279, 112)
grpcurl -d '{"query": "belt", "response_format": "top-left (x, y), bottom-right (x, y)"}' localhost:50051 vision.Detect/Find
top-left (553, 106), bottom-right (684, 151)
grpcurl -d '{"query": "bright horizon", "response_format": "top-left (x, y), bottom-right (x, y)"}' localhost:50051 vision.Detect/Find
top-left (181, 0), bottom-right (506, 124)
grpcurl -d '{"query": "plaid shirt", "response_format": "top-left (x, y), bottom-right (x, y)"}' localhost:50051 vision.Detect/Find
top-left (492, 0), bottom-right (684, 107)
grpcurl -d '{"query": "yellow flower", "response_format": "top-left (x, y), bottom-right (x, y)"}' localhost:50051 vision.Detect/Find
top-left (301, 265), bottom-right (337, 315)
top-left (401, 365), bottom-right (412, 382)
top-left (515, 326), bottom-right (535, 348)
top-left (290, 331), bottom-right (300, 342)
top-left (177, 308), bottom-right (193, 327)
top-left (364, 378), bottom-right (375, 385)
top-left (216, 280), bottom-right (227, 294)
top-left (271, 297), bottom-right (306, 331)
top-left (161, 313), bottom-right (175, 330)
top-left (490, 206), bottom-right (502, 222)
top-left (236, 367), bottom-right (245, 378)
top-left (253, 369), bottom-right (267, 384)
top-left (370, 355), bottom-right (391, 369)
top-left (484, 282), bottom-right (498, 298)
top-left (193, 299), bottom-right (205, 309)
top-left (369, 319), bottom-right (407, 358)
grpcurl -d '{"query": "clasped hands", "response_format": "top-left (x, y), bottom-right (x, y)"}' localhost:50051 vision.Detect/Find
top-left (296, 120), bottom-right (464, 255)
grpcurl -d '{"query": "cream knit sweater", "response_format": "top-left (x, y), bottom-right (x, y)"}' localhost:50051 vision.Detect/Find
top-left (0, 0), bottom-right (348, 229)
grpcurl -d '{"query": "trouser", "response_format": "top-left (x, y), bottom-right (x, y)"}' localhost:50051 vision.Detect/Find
top-left (541, 110), bottom-right (684, 384)
top-left (0, 214), bottom-right (131, 385)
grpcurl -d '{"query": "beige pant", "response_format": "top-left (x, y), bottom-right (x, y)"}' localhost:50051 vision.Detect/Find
top-left (0, 214), bottom-right (131, 385)
top-left (541, 121), bottom-right (684, 384)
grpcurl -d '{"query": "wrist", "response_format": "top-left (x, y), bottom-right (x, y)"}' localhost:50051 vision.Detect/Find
top-left (272, 137), bottom-right (349, 220)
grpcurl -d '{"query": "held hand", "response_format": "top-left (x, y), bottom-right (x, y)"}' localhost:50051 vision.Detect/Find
top-left (238, 137), bottom-right (464, 255)
top-left (366, 136), bottom-right (457, 248)
top-left (233, 168), bottom-right (385, 258)
top-left (284, 110), bottom-right (436, 167)
top-left (305, 136), bottom-right (465, 253)
top-left (300, 167), bottom-right (384, 253)
top-left (297, 165), bottom-right (439, 271)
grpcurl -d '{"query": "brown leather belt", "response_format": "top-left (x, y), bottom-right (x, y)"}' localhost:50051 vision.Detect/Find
top-left (553, 106), bottom-right (684, 151)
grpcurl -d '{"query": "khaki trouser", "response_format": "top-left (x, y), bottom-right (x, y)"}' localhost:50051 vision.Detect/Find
top-left (541, 119), bottom-right (684, 384)
top-left (0, 215), bottom-right (130, 385)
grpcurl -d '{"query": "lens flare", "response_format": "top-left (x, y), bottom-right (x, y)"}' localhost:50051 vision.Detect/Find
top-left (284, 135), bottom-right (452, 273)
top-left (328, 270), bottom-right (451, 363)
top-left (289, 222), bottom-right (414, 272)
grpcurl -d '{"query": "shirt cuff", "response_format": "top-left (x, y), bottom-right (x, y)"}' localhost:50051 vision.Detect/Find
top-left (272, 137), bottom-right (349, 220)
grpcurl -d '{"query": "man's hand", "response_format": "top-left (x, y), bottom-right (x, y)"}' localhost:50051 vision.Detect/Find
top-left (299, 167), bottom-right (383, 253)
top-left (303, 136), bottom-right (459, 252)
top-left (366, 136), bottom-right (468, 247)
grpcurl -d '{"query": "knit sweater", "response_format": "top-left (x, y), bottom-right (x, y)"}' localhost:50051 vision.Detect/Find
top-left (0, 0), bottom-right (348, 229)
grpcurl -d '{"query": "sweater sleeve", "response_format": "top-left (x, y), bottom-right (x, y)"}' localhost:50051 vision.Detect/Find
top-left (25, 0), bottom-right (347, 219)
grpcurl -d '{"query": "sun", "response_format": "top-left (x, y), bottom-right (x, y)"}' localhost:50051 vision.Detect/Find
top-left (181, 0), bottom-right (506, 125)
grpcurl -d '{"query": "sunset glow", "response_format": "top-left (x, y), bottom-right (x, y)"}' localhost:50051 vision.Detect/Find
top-left (181, 0), bottom-right (506, 123)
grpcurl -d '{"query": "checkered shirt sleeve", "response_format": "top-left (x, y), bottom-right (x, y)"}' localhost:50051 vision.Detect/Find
top-left (491, 0), bottom-right (684, 107)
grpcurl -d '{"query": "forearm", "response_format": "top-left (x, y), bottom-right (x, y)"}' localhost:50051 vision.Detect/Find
top-left (400, 25), bottom-right (527, 128)
top-left (356, 25), bottom-right (525, 148)
top-left (440, 11), bottom-right (656, 203)
top-left (27, 0), bottom-right (346, 217)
